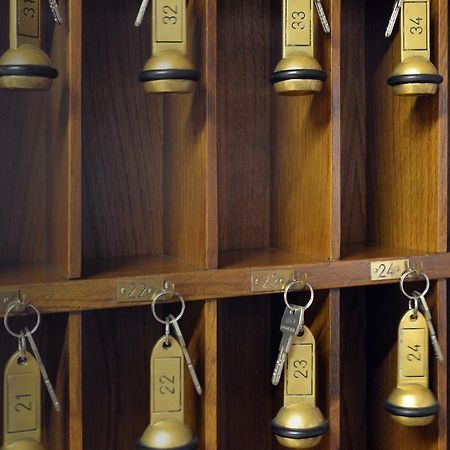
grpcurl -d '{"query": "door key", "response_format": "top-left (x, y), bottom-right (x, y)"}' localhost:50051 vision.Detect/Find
top-left (272, 306), bottom-right (304, 386)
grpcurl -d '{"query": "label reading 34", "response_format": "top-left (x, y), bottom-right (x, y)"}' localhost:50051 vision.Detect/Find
top-left (18, 0), bottom-right (40, 39)
top-left (155, 0), bottom-right (183, 43)
top-left (403, 1), bottom-right (428, 51)
top-left (285, 0), bottom-right (311, 47)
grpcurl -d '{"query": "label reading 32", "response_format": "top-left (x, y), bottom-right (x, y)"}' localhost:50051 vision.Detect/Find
top-left (285, 0), bottom-right (311, 47)
top-left (7, 374), bottom-right (37, 433)
top-left (18, 0), bottom-right (40, 39)
top-left (403, 1), bottom-right (428, 51)
top-left (156, 0), bottom-right (183, 43)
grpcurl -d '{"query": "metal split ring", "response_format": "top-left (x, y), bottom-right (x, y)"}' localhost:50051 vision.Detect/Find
top-left (400, 269), bottom-right (430, 300)
top-left (408, 296), bottom-right (419, 319)
top-left (284, 281), bottom-right (314, 311)
top-left (4, 301), bottom-right (41, 338)
top-left (151, 290), bottom-right (185, 324)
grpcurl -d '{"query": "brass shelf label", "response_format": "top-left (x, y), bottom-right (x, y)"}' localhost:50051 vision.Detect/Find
top-left (116, 278), bottom-right (167, 303)
top-left (370, 259), bottom-right (409, 282)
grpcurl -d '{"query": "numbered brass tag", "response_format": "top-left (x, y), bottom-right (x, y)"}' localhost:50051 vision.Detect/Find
top-left (137, 336), bottom-right (197, 449)
top-left (0, 0), bottom-right (58, 90)
top-left (271, 326), bottom-right (328, 448)
top-left (139, 0), bottom-right (198, 94)
top-left (271, 0), bottom-right (326, 95)
top-left (384, 310), bottom-right (438, 426)
top-left (387, 0), bottom-right (442, 95)
top-left (2, 351), bottom-right (43, 449)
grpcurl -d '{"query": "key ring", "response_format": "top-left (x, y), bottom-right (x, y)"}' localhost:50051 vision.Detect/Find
top-left (4, 300), bottom-right (41, 338)
top-left (400, 268), bottom-right (430, 300)
top-left (408, 295), bottom-right (419, 320)
top-left (151, 290), bottom-right (185, 324)
top-left (284, 281), bottom-right (314, 311)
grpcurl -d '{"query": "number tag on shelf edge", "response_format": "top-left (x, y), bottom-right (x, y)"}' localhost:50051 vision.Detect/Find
top-left (251, 270), bottom-right (296, 293)
top-left (116, 278), bottom-right (166, 303)
top-left (370, 259), bottom-right (409, 282)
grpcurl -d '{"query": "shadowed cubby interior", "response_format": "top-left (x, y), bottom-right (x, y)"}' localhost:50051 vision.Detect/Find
top-left (217, 291), bottom-right (331, 449)
top-left (339, 283), bottom-right (445, 450)
top-left (82, 301), bottom-right (212, 450)
top-left (81, 0), bottom-right (213, 278)
top-left (340, 0), bottom-right (446, 259)
top-left (0, 0), bottom-right (79, 285)
top-left (217, 0), bottom-right (334, 268)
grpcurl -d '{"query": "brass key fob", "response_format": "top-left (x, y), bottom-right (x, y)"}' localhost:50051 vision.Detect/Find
top-left (2, 351), bottom-right (44, 450)
top-left (385, 310), bottom-right (438, 426)
top-left (0, 0), bottom-right (58, 90)
top-left (387, 0), bottom-right (442, 95)
top-left (272, 326), bottom-right (328, 448)
top-left (136, 335), bottom-right (198, 450)
top-left (138, 0), bottom-right (199, 94)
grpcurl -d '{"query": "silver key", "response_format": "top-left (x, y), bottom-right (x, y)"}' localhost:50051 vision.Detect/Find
top-left (169, 315), bottom-right (203, 396)
top-left (134, 0), bottom-right (150, 27)
top-left (314, 0), bottom-right (331, 34)
top-left (272, 307), bottom-right (304, 386)
top-left (385, 0), bottom-right (403, 37)
top-left (48, 0), bottom-right (63, 25)
top-left (25, 327), bottom-right (61, 412)
top-left (414, 292), bottom-right (444, 362)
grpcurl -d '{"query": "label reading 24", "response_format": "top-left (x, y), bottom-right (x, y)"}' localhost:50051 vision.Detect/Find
top-left (370, 259), bottom-right (409, 282)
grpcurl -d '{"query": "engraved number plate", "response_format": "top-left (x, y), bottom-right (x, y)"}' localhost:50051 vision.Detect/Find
top-left (285, 0), bottom-right (312, 47)
top-left (18, 0), bottom-right (40, 39)
top-left (116, 278), bottom-right (165, 303)
top-left (251, 270), bottom-right (294, 293)
top-left (155, 0), bottom-right (184, 43)
top-left (403, 1), bottom-right (428, 51)
top-left (370, 259), bottom-right (409, 281)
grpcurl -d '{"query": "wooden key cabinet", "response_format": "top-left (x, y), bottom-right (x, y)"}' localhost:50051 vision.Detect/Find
top-left (0, 0), bottom-right (448, 448)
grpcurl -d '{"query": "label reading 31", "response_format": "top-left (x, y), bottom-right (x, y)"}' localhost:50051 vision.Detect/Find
top-left (18, 0), bottom-right (40, 39)
top-left (285, 0), bottom-right (312, 47)
top-left (403, 1), bottom-right (428, 51)
top-left (155, 0), bottom-right (183, 43)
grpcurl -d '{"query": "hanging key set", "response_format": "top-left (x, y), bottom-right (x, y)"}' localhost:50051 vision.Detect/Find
top-left (137, 288), bottom-right (201, 450)
top-left (1, 300), bottom-right (60, 450)
top-left (271, 278), bottom-right (328, 448)
top-left (384, 266), bottom-right (443, 426)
